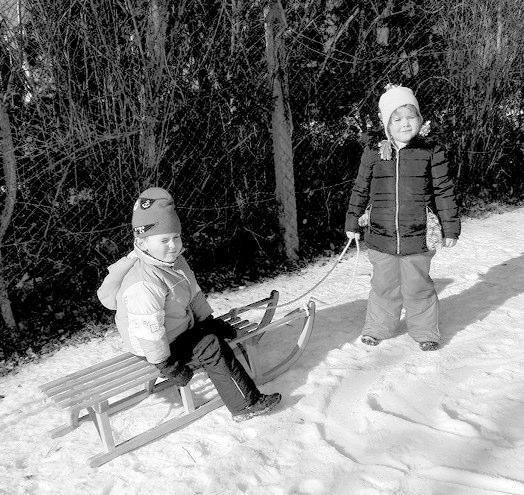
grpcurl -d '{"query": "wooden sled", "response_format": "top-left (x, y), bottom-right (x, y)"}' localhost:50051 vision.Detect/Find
top-left (39, 291), bottom-right (316, 467)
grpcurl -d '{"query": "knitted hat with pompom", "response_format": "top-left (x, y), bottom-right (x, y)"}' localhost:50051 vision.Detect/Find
top-left (378, 85), bottom-right (421, 141)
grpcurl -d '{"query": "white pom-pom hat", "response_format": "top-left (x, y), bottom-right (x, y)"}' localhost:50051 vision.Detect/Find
top-left (378, 85), bottom-right (421, 141)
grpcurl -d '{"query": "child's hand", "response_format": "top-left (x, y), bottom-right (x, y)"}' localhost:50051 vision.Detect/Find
top-left (443, 238), bottom-right (457, 247)
top-left (155, 358), bottom-right (194, 387)
top-left (346, 231), bottom-right (361, 241)
top-left (198, 316), bottom-right (237, 340)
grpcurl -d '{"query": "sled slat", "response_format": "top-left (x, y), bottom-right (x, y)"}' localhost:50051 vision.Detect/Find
top-left (40, 353), bottom-right (136, 392)
top-left (48, 361), bottom-right (152, 401)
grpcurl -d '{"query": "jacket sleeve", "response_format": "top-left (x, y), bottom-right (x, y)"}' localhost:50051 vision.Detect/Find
top-left (430, 146), bottom-right (461, 239)
top-left (122, 281), bottom-right (171, 364)
top-left (345, 146), bottom-right (374, 232)
top-left (177, 256), bottom-right (213, 322)
top-left (190, 291), bottom-right (213, 322)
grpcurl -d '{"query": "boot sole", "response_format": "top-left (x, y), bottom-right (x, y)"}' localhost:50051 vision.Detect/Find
top-left (233, 395), bottom-right (282, 422)
top-left (419, 341), bottom-right (439, 351)
top-left (361, 335), bottom-right (380, 346)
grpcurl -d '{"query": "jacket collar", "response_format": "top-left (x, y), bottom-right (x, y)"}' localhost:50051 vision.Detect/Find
top-left (402, 135), bottom-right (427, 149)
top-left (133, 241), bottom-right (185, 268)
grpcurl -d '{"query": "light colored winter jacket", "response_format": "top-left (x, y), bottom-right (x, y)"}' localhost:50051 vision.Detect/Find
top-left (97, 244), bottom-right (213, 363)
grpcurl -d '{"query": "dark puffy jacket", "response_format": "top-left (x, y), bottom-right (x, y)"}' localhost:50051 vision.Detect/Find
top-left (345, 137), bottom-right (460, 255)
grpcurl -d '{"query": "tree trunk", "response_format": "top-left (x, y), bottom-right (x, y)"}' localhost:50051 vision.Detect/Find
top-left (264, 0), bottom-right (298, 262)
top-left (230, 0), bottom-right (242, 55)
top-left (140, 0), bottom-right (168, 173)
top-left (0, 98), bottom-right (18, 331)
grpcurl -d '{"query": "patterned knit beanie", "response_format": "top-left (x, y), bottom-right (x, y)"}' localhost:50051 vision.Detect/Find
top-left (378, 85), bottom-right (421, 141)
top-left (132, 187), bottom-right (181, 238)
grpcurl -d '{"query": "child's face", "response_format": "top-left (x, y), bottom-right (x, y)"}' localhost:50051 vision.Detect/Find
top-left (140, 232), bottom-right (183, 263)
top-left (388, 105), bottom-right (421, 145)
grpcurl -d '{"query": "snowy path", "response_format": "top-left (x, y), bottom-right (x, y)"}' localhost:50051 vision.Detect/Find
top-left (1, 207), bottom-right (524, 495)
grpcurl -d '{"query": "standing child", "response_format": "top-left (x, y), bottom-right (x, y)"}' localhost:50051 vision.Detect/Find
top-left (97, 187), bottom-right (281, 421)
top-left (345, 85), bottom-right (460, 351)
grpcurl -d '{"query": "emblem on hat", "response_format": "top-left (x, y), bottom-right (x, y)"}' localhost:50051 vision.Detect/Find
top-left (140, 198), bottom-right (155, 209)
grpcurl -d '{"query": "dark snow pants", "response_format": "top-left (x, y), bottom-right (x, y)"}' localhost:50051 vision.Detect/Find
top-left (169, 324), bottom-right (260, 414)
top-left (363, 249), bottom-right (440, 343)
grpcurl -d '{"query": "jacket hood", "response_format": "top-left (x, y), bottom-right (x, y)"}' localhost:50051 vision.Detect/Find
top-left (96, 243), bottom-right (186, 310)
top-left (96, 252), bottom-right (139, 310)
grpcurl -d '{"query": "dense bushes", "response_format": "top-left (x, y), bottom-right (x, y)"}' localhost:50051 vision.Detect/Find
top-left (0, 0), bottom-right (522, 364)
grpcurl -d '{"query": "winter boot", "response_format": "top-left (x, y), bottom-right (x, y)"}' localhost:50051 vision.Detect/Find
top-left (419, 341), bottom-right (439, 351)
top-left (232, 393), bottom-right (282, 422)
top-left (361, 335), bottom-right (380, 346)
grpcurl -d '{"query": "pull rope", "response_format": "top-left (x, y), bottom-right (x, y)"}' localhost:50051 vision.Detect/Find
top-left (311, 236), bottom-right (362, 310)
top-left (244, 237), bottom-right (361, 312)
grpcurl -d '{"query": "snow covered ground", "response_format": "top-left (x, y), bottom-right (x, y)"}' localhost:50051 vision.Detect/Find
top-left (1, 207), bottom-right (524, 495)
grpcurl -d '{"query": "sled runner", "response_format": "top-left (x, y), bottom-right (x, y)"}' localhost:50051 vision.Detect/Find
top-left (39, 291), bottom-right (316, 467)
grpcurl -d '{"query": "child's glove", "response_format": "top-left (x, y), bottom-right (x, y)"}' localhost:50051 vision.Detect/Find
top-left (198, 316), bottom-right (238, 340)
top-left (155, 358), bottom-right (193, 387)
top-left (346, 231), bottom-right (361, 241)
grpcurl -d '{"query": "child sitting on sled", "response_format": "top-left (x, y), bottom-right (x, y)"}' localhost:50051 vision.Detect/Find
top-left (97, 187), bottom-right (281, 422)
top-left (345, 85), bottom-right (460, 351)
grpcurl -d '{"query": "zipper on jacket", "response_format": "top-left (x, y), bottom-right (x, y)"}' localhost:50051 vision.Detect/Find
top-left (395, 148), bottom-right (400, 254)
